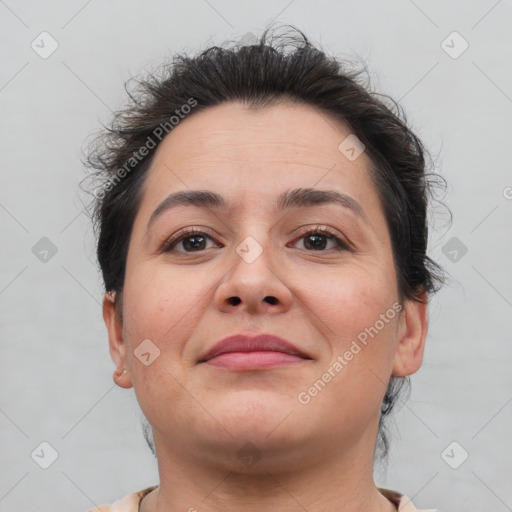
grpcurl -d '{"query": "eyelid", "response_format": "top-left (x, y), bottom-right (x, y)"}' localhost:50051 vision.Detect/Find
top-left (290, 225), bottom-right (351, 251)
top-left (160, 227), bottom-right (222, 253)
top-left (160, 224), bottom-right (352, 254)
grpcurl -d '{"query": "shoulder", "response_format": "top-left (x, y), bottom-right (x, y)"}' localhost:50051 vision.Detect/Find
top-left (87, 485), bottom-right (158, 512)
top-left (378, 487), bottom-right (437, 512)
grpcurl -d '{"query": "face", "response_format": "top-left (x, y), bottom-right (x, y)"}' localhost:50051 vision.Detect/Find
top-left (104, 101), bottom-right (427, 471)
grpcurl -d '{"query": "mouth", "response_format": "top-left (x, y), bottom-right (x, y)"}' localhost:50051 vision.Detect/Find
top-left (198, 334), bottom-right (313, 370)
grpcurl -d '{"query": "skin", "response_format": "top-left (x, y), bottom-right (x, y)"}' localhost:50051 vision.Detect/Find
top-left (103, 101), bottom-right (428, 512)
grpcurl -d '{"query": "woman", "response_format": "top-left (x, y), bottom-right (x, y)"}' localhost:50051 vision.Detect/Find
top-left (84, 25), bottom-right (443, 512)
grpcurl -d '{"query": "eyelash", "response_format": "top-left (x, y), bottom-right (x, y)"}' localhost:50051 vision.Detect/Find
top-left (160, 226), bottom-right (350, 253)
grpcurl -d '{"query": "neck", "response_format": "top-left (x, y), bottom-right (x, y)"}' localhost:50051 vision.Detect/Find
top-left (140, 428), bottom-right (396, 512)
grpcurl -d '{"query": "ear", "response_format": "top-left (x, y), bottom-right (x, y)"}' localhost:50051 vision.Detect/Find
top-left (392, 293), bottom-right (429, 377)
top-left (103, 291), bottom-right (133, 389)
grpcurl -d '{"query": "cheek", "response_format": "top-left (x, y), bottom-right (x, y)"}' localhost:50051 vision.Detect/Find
top-left (297, 261), bottom-right (398, 342)
top-left (298, 290), bottom-right (400, 438)
top-left (121, 266), bottom-right (205, 425)
top-left (295, 259), bottom-right (401, 406)
top-left (122, 264), bottom-right (204, 341)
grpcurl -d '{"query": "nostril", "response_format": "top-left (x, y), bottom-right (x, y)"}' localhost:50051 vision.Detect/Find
top-left (229, 296), bottom-right (241, 306)
top-left (264, 296), bottom-right (278, 305)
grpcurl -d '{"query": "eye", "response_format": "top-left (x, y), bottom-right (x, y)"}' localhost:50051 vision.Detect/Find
top-left (289, 226), bottom-right (350, 252)
top-left (161, 228), bottom-right (222, 253)
top-left (160, 226), bottom-right (350, 254)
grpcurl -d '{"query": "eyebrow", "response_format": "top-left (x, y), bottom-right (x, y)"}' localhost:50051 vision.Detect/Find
top-left (146, 187), bottom-right (367, 231)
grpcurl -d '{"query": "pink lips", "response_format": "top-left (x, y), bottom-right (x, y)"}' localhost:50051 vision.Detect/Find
top-left (198, 334), bottom-right (312, 370)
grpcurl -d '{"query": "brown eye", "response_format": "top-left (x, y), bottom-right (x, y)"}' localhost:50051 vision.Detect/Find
top-left (302, 233), bottom-right (331, 250)
top-left (291, 227), bottom-right (349, 252)
top-left (161, 229), bottom-right (221, 253)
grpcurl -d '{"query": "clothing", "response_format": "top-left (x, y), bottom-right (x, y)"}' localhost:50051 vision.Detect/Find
top-left (87, 485), bottom-right (436, 511)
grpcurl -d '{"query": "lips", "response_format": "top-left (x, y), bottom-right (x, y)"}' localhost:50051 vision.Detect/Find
top-left (198, 334), bottom-right (312, 364)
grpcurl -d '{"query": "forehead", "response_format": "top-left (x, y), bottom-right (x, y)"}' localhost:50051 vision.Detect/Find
top-left (140, 101), bottom-right (376, 206)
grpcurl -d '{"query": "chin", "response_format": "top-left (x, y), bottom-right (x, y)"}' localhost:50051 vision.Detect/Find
top-left (196, 424), bottom-right (312, 475)
top-left (215, 389), bottom-right (296, 421)
top-left (207, 395), bottom-right (306, 445)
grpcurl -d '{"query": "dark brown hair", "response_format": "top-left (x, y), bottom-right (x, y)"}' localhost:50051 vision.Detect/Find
top-left (83, 25), bottom-right (445, 460)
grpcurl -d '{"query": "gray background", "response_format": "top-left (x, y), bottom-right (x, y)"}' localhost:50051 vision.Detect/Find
top-left (1, 1), bottom-right (511, 511)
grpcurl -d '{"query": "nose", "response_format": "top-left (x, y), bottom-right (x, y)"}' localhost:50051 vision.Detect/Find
top-left (214, 238), bottom-right (293, 315)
